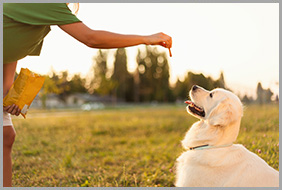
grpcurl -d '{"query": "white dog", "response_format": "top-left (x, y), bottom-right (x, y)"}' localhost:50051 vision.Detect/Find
top-left (175, 85), bottom-right (279, 187)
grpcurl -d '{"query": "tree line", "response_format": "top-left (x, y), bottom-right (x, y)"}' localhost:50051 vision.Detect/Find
top-left (38, 47), bottom-right (277, 106)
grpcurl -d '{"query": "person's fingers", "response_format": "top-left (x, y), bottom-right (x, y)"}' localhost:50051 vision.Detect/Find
top-left (159, 34), bottom-right (172, 57)
top-left (3, 105), bottom-right (11, 112)
top-left (165, 35), bottom-right (172, 48)
top-left (161, 35), bottom-right (172, 49)
top-left (14, 105), bottom-right (21, 116)
top-left (11, 105), bottom-right (18, 115)
top-left (6, 104), bottom-right (21, 116)
top-left (161, 41), bottom-right (167, 48)
top-left (6, 104), bottom-right (16, 113)
top-left (15, 107), bottom-right (21, 116)
top-left (147, 32), bottom-right (172, 50)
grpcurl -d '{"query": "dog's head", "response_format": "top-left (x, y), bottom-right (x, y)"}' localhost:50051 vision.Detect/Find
top-left (186, 85), bottom-right (243, 127)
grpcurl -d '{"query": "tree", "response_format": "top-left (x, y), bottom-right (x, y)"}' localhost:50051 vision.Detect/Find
top-left (174, 78), bottom-right (188, 100)
top-left (90, 50), bottom-right (108, 93)
top-left (39, 70), bottom-right (88, 108)
top-left (39, 73), bottom-right (60, 109)
top-left (90, 50), bottom-right (117, 96)
top-left (180, 72), bottom-right (214, 96)
top-left (57, 71), bottom-right (71, 102)
top-left (41, 70), bottom-right (71, 103)
top-left (264, 88), bottom-right (274, 103)
top-left (154, 51), bottom-right (173, 102)
top-left (256, 82), bottom-right (273, 104)
top-left (111, 48), bottom-right (134, 102)
top-left (256, 82), bottom-right (263, 104)
top-left (241, 95), bottom-right (254, 104)
top-left (69, 74), bottom-right (87, 93)
top-left (172, 72), bottom-right (227, 100)
top-left (136, 46), bottom-right (172, 102)
top-left (275, 95), bottom-right (279, 103)
top-left (213, 71), bottom-right (226, 89)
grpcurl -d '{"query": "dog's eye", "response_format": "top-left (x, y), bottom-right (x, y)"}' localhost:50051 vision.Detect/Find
top-left (209, 93), bottom-right (213, 98)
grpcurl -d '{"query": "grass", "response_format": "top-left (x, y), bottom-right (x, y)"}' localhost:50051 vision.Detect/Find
top-left (11, 104), bottom-right (279, 187)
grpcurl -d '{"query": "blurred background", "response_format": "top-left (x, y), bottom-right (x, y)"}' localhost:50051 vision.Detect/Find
top-left (15, 3), bottom-right (278, 109)
top-left (11, 3), bottom-right (279, 187)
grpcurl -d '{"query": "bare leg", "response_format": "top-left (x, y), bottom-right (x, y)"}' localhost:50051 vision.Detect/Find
top-left (3, 125), bottom-right (16, 187)
top-left (3, 61), bottom-right (18, 186)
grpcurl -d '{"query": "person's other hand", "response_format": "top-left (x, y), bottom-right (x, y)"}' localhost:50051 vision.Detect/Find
top-left (3, 104), bottom-right (21, 116)
top-left (145, 32), bottom-right (172, 49)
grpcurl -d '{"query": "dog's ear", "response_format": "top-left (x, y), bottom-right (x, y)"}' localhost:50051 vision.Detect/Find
top-left (207, 99), bottom-right (235, 127)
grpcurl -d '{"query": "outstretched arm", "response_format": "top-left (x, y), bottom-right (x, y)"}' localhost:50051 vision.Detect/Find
top-left (59, 22), bottom-right (172, 49)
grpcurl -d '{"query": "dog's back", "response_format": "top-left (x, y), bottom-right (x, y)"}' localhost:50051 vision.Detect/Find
top-left (175, 144), bottom-right (279, 187)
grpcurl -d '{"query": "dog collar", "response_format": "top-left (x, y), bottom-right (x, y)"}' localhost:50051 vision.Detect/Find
top-left (189, 143), bottom-right (233, 151)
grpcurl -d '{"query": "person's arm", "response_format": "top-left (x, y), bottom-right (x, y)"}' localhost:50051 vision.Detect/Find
top-left (59, 22), bottom-right (172, 49)
top-left (3, 61), bottom-right (21, 116)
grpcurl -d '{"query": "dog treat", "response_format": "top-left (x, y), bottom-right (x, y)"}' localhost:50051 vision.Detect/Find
top-left (169, 48), bottom-right (172, 57)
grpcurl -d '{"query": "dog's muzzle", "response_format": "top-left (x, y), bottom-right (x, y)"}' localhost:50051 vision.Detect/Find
top-left (185, 100), bottom-right (205, 117)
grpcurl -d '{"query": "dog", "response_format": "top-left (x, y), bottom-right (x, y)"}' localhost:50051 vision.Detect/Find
top-left (175, 85), bottom-right (279, 187)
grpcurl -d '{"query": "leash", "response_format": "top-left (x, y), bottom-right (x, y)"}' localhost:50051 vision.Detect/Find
top-left (189, 143), bottom-right (233, 151)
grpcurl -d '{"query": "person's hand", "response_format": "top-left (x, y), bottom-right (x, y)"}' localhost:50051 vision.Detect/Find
top-left (3, 104), bottom-right (21, 116)
top-left (145, 32), bottom-right (172, 49)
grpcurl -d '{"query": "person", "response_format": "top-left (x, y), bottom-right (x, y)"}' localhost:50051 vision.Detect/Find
top-left (3, 3), bottom-right (172, 187)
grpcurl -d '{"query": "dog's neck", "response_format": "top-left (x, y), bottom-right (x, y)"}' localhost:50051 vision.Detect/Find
top-left (188, 143), bottom-right (233, 151)
top-left (182, 120), bottom-right (240, 150)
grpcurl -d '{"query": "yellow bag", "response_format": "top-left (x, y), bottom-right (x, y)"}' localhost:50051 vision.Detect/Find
top-left (3, 68), bottom-right (45, 118)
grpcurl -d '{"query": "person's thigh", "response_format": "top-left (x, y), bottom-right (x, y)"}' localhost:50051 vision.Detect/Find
top-left (3, 125), bottom-right (16, 147)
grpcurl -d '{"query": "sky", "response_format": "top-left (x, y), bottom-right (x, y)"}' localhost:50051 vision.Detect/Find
top-left (16, 3), bottom-right (279, 98)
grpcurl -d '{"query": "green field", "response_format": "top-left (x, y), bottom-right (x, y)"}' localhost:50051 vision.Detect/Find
top-left (11, 104), bottom-right (279, 187)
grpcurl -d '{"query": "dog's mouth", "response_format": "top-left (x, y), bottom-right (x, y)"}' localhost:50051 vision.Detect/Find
top-left (185, 100), bottom-right (205, 117)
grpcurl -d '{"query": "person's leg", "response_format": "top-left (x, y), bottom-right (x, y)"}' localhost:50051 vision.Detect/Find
top-left (3, 125), bottom-right (16, 187)
top-left (3, 61), bottom-right (18, 186)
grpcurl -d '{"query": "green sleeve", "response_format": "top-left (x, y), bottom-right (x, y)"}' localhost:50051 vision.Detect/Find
top-left (3, 3), bottom-right (81, 25)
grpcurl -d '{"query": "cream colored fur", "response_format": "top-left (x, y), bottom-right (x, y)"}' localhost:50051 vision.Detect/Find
top-left (175, 86), bottom-right (279, 187)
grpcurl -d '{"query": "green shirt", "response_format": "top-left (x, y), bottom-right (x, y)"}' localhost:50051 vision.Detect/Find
top-left (3, 3), bottom-right (81, 64)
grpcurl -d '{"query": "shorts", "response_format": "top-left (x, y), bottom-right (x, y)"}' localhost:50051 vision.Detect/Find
top-left (3, 111), bottom-right (13, 126)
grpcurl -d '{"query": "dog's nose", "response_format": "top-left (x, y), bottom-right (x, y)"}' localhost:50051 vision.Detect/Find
top-left (192, 85), bottom-right (198, 91)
